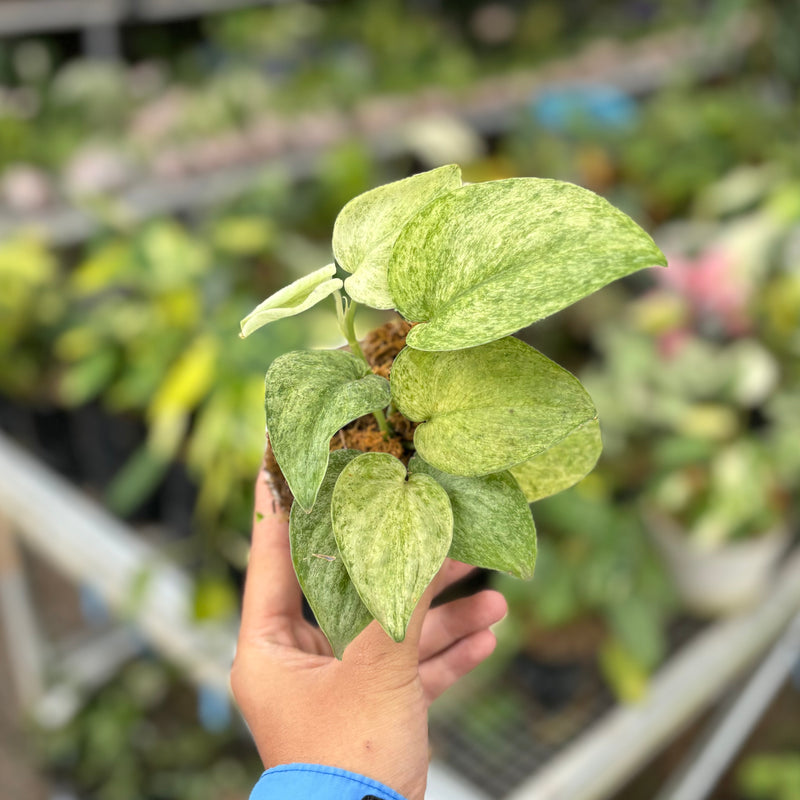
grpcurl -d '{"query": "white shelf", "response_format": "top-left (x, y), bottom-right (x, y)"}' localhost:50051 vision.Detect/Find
top-left (0, 1), bottom-right (122, 36)
top-left (137, 0), bottom-right (291, 23)
top-left (0, 13), bottom-right (760, 247)
top-left (0, 0), bottom-right (286, 37)
top-left (0, 429), bottom-right (235, 693)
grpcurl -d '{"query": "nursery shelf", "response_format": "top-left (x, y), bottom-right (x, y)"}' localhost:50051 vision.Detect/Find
top-left (0, 1), bottom-right (121, 36)
top-left (136, 0), bottom-right (292, 23)
top-left (0, 0), bottom-right (288, 37)
top-left (429, 546), bottom-right (800, 800)
top-left (0, 13), bottom-right (759, 247)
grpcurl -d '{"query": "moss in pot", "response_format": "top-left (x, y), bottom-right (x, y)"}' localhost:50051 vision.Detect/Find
top-left (240, 164), bottom-right (666, 658)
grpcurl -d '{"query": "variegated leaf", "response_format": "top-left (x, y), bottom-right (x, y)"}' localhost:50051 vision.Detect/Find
top-left (290, 450), bottom-right (373, 659)
top-left (388, 178), bottom-right (667, 350)
top-left (510, 418), bottom-right (603, 503)
top-left (240, 264), bottom-right (342, 338)
top-left (391, 336), bottom-right (597, 476)
top-left (408, 456), bottom-right (536, 578)
top-left (265, 350), bottom-right (391, 511)
top-left (334, 165), bottom-right (462, 309)
top-left (331, 452), bottom-right (453, 641)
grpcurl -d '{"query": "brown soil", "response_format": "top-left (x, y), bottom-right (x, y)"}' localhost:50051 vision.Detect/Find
top-left (263, 316), bottom-right (417, 511)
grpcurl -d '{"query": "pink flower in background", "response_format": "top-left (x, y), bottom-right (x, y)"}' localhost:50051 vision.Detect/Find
top-left (657, 326), bottom-right (691, 360)
top-left (659, 248), bottom-right (751, 336)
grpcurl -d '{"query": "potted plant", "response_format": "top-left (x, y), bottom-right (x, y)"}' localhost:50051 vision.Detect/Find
top-left (239, 163), bottom-right (665, 657)
top-left (644, 435), bottom-right (791, 616)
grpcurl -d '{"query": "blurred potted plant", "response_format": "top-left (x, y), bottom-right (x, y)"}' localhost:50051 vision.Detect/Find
top-left (644, 435), bottom-right (791, 616)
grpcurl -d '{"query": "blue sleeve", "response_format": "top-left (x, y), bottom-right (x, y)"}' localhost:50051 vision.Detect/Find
top-left (249, 763), bottom-right (409, 800)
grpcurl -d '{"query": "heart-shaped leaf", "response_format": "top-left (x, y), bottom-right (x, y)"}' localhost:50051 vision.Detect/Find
top-left (388, 178), bottom-right (667, 351)
top-left (510, 418), bottom-right (603, 503)
top-left (408, 456), bottom-right (536, 578)
top-left (289, 449), bottom-right (373, 659)
top-left (240, 264), bottom-right (342, 338)
top-left (331, 452), bottom-right (453, 641)
top-left (334, 164), bottom-right (462, 309)
top-left (391, 336), bottom-right (597, 476)
top-left (265, 350), bottom-right (391, 511)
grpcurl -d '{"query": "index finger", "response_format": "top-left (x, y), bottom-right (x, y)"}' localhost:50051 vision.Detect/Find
top-left (239, 469), bottom-right (303, 639)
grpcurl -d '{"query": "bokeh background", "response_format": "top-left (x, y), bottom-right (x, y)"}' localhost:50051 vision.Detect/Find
top-left (1, 2), bottom-right (799, 799)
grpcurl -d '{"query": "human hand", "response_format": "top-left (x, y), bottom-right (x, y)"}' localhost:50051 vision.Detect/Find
top-left (231, 468), bottom-right (508, 800)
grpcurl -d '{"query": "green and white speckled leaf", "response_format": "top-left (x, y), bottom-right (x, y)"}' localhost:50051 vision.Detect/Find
top-left (334, 165), bottom-right (462, 309)
top-left (510, 418), bottom-right (603, 503)
top-left (331, 453), bottom-right (453, 641)
top-left (388, 178), bottom-right (667, 351)
top-left (391, 336), bottom-right (597, 476)
top-left (408, 456), bottom-right (536, 578)
top-left (265, 350), bottom-right (390, 511)
top-left (239, 264), bottom-right (342, 338)
top-left (290, 450), bottom-right (373, 659)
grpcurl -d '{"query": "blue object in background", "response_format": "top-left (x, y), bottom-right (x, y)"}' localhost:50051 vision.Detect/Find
top-left (79, 583), bottom-right (110, 626)
top-left (530, 84), bottom-right (638, 133)
top-left (198, 683), bottom-right (232, 732)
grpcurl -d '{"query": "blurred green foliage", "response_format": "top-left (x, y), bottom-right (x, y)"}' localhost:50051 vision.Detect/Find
top-left (494, 477), bottom-right (677, 702)
top-left (581, 168), bottom-right (800, 546)
top-left (737, 753), bottom-right (800, 800)
top-left (34, 658), bottom-right (260, 800)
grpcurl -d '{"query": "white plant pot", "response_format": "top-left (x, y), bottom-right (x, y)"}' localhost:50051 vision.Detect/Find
top-left (645, 511), bottom-right (790, 617)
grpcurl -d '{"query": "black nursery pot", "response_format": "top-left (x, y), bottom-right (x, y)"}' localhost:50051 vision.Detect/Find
top-left (508, 651), bottom-right (585, 712)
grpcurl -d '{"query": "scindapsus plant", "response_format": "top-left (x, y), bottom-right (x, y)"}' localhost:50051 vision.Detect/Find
top-left (240, 164), bottom-right (666, 657)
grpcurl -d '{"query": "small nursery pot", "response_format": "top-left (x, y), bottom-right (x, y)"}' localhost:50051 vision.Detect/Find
top-left (645, 510), bottom-right (790, 617)
top-left (512, 616), bottom-right (606, 711)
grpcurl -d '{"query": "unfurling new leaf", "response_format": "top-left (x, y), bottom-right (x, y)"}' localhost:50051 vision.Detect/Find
top-left (239, 263), bottom-right (342, 338)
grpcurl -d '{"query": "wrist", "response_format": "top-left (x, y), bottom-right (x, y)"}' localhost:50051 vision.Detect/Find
top-left (251, 763), bottom-right (411, 800)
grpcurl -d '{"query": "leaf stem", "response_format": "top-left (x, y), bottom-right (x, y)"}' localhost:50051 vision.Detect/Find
top-left (372, 407), bottom-right (392, 438)
top-left (343, 296), bottom-right (369, 365)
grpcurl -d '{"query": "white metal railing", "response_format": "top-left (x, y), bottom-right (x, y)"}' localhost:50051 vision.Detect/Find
top-left (0, 429), bottom-right (235, 696)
